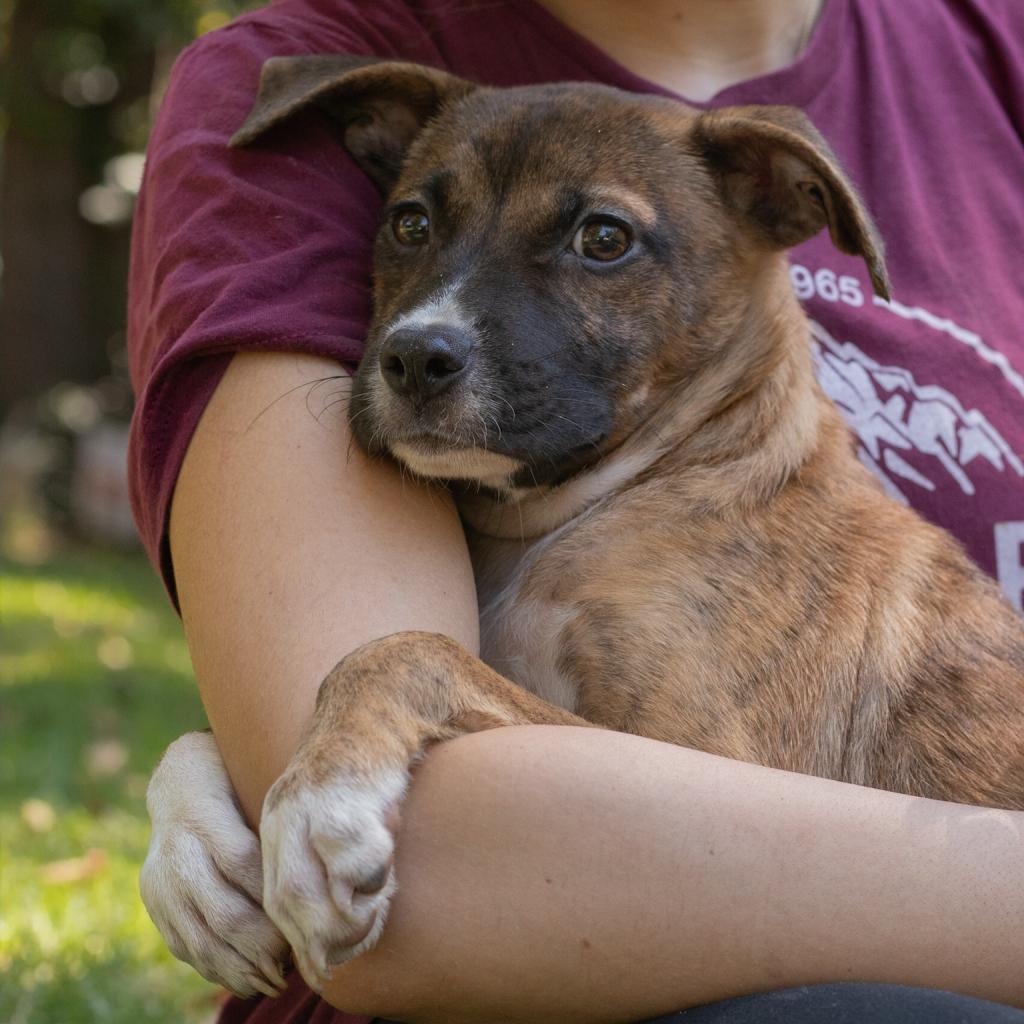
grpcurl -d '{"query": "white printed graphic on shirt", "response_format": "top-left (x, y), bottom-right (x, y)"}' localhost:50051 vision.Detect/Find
top-left (995, 522), bottom-right (1024, 613)
top-left (810, 317), bottom-right (1024, 502)
top-left (795, 264), bottom-right (1024, 610)
top-left (871, 295), bottom-right (1024, 401)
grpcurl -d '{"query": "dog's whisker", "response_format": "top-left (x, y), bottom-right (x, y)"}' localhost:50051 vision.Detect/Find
top-left (316, 396), bottom-right (354, 425)
top-left (245, 374), bottom-right (348, 433)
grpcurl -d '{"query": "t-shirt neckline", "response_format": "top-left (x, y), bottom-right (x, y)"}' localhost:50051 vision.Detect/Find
top-left (508, 0), bottom-right (849, 109)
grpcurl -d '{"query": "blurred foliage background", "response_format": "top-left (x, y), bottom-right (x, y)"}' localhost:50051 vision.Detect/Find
top-left (0, 2), bottom-right (259, 1021)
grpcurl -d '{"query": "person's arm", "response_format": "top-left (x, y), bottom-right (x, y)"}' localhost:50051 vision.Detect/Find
top-left (326, 725), bottom-right (1024, 1023)
top-left (169, 349), bottom-right (479, 827)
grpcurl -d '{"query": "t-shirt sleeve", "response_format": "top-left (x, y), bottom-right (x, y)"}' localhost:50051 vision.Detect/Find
top-left (127, 19), bottom-right (381, 601)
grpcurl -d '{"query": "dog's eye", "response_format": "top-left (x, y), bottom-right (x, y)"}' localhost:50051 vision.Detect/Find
top-left (393, 207), bottom-right (430, 246)
top-left (573, 219), bottom-right (631, 262)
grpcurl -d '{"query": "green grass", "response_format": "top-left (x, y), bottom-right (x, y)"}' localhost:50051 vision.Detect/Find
top-left (1, 547), bottom-right (223, 1023)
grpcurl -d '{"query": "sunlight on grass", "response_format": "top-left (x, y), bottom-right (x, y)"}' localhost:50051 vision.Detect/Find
top-left (0, 547), bottom-right (222, 1023)
top-left (1, 576), bottom-right (149, 629)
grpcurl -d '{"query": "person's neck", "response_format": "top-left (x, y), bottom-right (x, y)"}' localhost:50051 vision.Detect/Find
top-left (534, 0), bottom-right (826, 101)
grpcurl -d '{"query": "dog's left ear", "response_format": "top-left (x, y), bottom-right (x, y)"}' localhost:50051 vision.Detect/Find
top-left (230, 55), bottom-right (476, 193)
top-left (693, 105), bottom-right (890, 299)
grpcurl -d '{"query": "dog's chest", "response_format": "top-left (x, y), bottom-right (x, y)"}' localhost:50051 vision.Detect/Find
top-left (470, 532), bottom-right (580, 713)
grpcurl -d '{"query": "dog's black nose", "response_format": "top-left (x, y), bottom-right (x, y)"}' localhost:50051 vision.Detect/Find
top-left (379, 325), bottom-right (473, 401)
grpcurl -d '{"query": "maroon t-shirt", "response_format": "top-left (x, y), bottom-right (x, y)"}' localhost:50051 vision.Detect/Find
top-left (128, 0), bottom-right (1024, 1018)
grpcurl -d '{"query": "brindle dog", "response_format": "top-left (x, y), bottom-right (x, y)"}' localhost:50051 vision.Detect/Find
top-left (141, 57), bottom-right (1024, 995)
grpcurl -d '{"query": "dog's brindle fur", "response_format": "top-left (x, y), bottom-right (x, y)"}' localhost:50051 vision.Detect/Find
top-left (230, 56), bottom-right (1024, 987)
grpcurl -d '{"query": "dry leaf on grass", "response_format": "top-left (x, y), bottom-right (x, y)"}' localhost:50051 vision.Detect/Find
top-left (41, 848), bottom-right (108, 884)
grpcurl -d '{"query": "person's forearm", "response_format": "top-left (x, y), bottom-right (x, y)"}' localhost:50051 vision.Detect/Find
top-left (326, 726), bottom-right (1024, 1023)
top-left (170, 351), bottom-right (479, 825)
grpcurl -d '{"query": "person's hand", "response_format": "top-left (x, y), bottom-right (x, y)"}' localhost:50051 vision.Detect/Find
top-left (140, 731), bottom-right (289, 997)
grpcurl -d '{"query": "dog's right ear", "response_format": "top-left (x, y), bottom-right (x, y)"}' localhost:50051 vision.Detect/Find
top-left (692, 105), bottom-right (890, 300)
top-left (230, 55), bottom-right (476, 193)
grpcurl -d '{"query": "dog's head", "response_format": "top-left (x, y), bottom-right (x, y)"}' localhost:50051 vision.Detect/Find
top-left (234, 56), bottom-right (889, 491)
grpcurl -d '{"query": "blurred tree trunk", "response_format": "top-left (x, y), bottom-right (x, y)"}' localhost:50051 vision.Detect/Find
top-left (0, 0), bottom-right (146, 417)
top-left (0, 2), bottom-right (96, 414)
top-left (0, 1), bottom-right (254, 418)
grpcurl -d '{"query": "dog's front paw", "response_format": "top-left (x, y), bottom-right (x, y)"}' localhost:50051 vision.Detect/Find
top-left (260, 763), bottom-right (406, 991)
top-left (142, 732), bottom-right (290, 997)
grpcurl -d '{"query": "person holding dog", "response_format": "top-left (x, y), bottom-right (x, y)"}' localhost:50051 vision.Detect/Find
top-left (129, 0), bottom-right (1024, 1022)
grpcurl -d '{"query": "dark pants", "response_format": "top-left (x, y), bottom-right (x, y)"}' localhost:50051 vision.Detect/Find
top-left (642, 984), bottom-right (1024, 1022)
top-left (373, 984), bottom-right (1024, 1023)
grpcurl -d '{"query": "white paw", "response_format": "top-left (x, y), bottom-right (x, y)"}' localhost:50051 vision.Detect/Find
top-left (260, 765), bottom-right (407, 992)
top-left (141, 732), bottom-right (290, 997)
